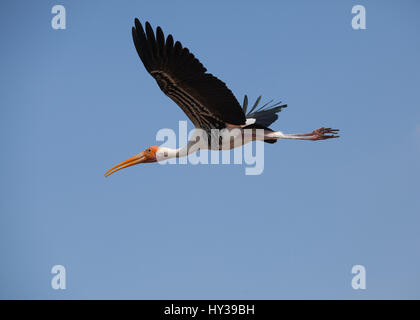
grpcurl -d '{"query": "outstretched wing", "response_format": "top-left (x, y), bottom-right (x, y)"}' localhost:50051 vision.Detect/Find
top-left (132, 19), bottom-right (246, 130)
top-left (242, 95), bottom-right (287, 127)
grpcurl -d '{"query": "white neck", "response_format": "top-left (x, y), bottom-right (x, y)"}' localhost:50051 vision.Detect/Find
top-left (156, 140), bottom-right (201, 161)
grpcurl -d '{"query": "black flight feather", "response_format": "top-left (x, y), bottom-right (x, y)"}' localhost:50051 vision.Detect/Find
top-left (132, 19), bottom-right (246, 129)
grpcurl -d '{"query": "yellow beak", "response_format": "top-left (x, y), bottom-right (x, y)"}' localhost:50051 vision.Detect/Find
top-left (105, 152), bottom-right (145, 177)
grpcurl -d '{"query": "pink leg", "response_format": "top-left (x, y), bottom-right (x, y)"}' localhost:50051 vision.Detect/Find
top-left (288, 127), bottom-right (340, 141)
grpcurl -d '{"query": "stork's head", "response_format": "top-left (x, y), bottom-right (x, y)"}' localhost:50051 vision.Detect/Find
top-left (105, 146), bottom-right (159, 177)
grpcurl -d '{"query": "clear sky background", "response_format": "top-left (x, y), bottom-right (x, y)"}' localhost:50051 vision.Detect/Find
top-left (1, 0), bottom-right (419, 299)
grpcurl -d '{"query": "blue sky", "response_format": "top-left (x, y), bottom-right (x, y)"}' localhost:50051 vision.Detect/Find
top-left (1, 0), bottom-right (419, 299)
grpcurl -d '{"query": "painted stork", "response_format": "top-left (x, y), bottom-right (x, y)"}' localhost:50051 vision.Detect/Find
top-left (105, 19), bottom-right (339, 177)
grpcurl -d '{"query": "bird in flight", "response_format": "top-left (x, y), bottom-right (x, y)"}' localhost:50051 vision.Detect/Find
top-left (105, 19), bottom-right (339, 177)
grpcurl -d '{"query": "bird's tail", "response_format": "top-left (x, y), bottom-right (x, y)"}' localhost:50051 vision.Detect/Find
top-left (242, 95), bottom-right (287, 128)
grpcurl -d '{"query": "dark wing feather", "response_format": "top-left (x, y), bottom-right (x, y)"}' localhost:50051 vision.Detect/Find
top-left (132, 19), bottom-right (246, 129)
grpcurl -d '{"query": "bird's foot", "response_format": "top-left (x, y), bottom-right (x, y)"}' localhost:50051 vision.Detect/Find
top-left (311, 127), bottom-right (340, 140)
